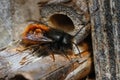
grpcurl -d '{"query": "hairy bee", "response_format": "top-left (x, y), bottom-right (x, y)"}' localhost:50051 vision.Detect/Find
top-left (21, 23), bottom-right (87, 60)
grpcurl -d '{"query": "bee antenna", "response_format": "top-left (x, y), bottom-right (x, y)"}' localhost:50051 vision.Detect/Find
top-left (73, 22), bottom-right (90, 37)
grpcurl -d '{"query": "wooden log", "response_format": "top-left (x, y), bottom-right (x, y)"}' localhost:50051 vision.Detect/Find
top-left (0, 0), bottom-right (93, 80)
top-left (0, 39), bottom-right (92, 80)
top-left (88, 0), bottom-right (120, 79)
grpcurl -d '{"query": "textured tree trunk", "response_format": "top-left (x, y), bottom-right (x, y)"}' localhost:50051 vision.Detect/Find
top-left (88, 0), bottom-right (120, 79)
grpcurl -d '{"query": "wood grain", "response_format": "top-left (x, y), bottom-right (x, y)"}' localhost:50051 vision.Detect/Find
top-left (88, 0), bottom-right (120, 79)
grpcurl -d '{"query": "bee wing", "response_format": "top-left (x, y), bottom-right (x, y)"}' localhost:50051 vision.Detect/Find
top-left (35, 36), bottom-right (52, 42)
top-left (23, 34), bottom-right (52, 42)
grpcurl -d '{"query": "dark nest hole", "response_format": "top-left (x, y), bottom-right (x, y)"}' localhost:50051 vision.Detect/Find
top-left (9, 74), bottom-right (28, 80)
top-left (49, 14), bottom-right (75, 32)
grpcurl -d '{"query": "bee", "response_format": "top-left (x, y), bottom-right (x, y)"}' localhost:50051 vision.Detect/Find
top-left (21, 23), bottom-right (88, 61)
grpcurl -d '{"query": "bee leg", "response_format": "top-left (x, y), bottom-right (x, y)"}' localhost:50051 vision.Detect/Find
top-left (62, 51), bottom-right (70, 61)
top-left (16, 45), bottom-right (28, 52)
top-left (35, 47), bottom-right (47, 57)
top-left (49, 51), bottom-right (55, 61)
top-left (17, 44), bottom-right (39, 53)
top-left (31, 48), bottom-right (40, 55)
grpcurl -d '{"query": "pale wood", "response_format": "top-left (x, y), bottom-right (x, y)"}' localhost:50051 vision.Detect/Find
top-left (0, 0), bottom-right (92, 80)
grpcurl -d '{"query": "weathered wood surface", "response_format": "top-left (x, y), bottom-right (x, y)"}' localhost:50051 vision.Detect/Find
top-left (0, 0), bottom-right (93, 80)
top-left (0, 0), bottom-right (41, 48)
top-left (0, 40), bottom-right (92, 80)
top-left (88, 0), bottom-right (120, 79)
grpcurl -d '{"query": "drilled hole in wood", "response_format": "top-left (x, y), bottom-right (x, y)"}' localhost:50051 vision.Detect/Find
top-left (9, 74), bottom-right (28, 80)
top-left (49, 14), bottom-right (74, 32)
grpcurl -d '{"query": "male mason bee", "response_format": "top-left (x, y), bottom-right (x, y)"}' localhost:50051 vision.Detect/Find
top-left (21, 23), bottom-right (88, 61)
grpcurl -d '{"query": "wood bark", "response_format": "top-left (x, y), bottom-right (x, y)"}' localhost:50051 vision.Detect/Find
top-left (88, 0), bottom-right (120, 79)
top-left (0, 0), bottom-right (92, 80)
